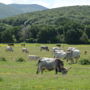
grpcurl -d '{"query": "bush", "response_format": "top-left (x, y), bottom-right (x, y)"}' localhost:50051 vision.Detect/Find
top-left (16, 58), bottom-right (25, 62)
top-left (0, 77), bottom-right (3, 82)
top-left (79, 59), bottom-right (90, 65)
top-left (0, 57), bottom-right (7, 61)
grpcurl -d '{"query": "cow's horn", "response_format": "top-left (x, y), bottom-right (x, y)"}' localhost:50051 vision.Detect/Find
top-left (67, 67), bottom-right (72, 71)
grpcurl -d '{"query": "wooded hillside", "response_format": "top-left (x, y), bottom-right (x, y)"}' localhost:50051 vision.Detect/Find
top-left (0, 5), bottom-right (90, 44)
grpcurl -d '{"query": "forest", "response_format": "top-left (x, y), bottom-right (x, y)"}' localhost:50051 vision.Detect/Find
top-left (0, 5), bottom-right (90, 44)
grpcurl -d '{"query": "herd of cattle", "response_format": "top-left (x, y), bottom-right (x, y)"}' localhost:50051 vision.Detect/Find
top-left (4, 44), bottom-right (87, 75)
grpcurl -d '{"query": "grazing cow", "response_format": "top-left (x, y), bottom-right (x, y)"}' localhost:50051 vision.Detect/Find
top-left (56, 44), bottom-right (61, 47)
top-left (84, 50), bottom-right (87, 55)
top-left (52, 47), bottom-right (61, 52)
top-left (67, 47), bottom-right (76, 51)
top-left (28, 55), bottom-right (40, 60)
top-left (8, 43), bottom-right (14, 47)
top-left (65, 49), bottom-right (80, 64)
top-left (6, 46), bottom-right (13, 52)
top-left (54, 50), bottom-right (66, 59)
top-left (21, 44), bottom-right (25, 47)
top-left (40, 46), bottom-right (49, 51)
top-left (22, 48), bottom-right (29, 53)
top-left (36, 57), bottom-right (70, 74)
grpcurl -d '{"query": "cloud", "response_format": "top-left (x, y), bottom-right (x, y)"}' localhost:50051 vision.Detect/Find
top-left (0, 0), bottom-right (13, 4)
top-left (51, 0), bottom-right (90, 8)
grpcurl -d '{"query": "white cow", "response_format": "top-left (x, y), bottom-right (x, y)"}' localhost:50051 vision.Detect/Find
top-left (54, 50), bottom-right (66, 59)
top-left (67, 47), bottom-right (76, 51)
top-left (52, 47), bottom-right (61, 52)
top-left (65, 48), bottom-right (80, 64)
top-left (36, 57), bottom-right (69, 74)
top-left (6, 46), bottom-right (13, 52)
top-left (22, 48), bottom-right (29, 53)
top-left (28, 55), bottom-right (40, 60)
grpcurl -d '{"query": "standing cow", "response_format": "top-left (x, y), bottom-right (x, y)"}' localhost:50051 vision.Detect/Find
top-left (36, 57), bottom-right (70, 74)
top-left (40, 46), bottom-right (49, 51)
top-left (8, 43), bottom-right (14, 47)
top-left (6, 46), bottom-right (13, 52)
top-left (65, 49), bottom-right (80, 64)
top-left (22, 48), bottom-right (29, 53)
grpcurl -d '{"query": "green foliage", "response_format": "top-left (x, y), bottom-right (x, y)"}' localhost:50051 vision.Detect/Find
top-left (0, 57), bottom-right (7, 61)
top-left (80, 32), bottom-right (89, 44)
top-left (0, 77), bottom-right (3, 82)
top-left (16, 58), bottom-right (25, 62)
top-left (0, 6), bottom-right (90, 44)
top-left (65, 29), bottom-right (82, 44)
top-left (79, 59), bottom-right (90, 65)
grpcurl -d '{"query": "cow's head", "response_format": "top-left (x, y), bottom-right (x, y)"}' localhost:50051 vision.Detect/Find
top-left (61, 67), bottom-right (71, 75)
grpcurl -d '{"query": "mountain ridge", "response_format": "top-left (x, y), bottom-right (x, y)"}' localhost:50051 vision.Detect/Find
top-left (0, 3), bottom-right (48, 18)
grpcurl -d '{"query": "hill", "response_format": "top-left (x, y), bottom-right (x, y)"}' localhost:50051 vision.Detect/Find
top-left (0, 5), bottom-right (90, 44)
top-left (0, 3), bottom-right (48, 18)
top-left (9, 4), bottom-right (48, 13)
top-left (0, 3), bottom-right (21, 18)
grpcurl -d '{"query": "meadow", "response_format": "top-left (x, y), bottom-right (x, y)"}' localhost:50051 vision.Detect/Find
top-left (0, 43), bottom-right (90, 90)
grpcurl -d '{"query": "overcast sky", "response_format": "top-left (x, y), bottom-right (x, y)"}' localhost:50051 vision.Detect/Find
top-left (0, 0), bottom-right (90, 8)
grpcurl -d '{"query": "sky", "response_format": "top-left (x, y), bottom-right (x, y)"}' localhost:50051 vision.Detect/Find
top-left (0, 0), bottom-right (90, 8)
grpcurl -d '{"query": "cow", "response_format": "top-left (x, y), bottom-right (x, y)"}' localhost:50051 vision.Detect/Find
top-left (54, 50), bottom-right (66, 59)
top-left (36, 57), bottom-right (70, 74)
top-left (56, 44), bottom-right (61, 47)
top-left (22, 48), bottom-right (29, 53)
top-left (28, 55), bottom-right (40, 60)
top-left (65, 49), bottom-right (80, 64)
top-left (21, 44), bottom-right (25, 47)
top-left (52, 47), bottom-right (61, 52)
top-left (8, 43), bottom-right (14, 47)
top-left (6, 46), bottom-right (13, 52)
top-left (40, 46), bottom-right (49, 51)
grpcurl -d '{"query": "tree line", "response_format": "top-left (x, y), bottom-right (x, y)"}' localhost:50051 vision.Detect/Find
top-left (0, 6), bottom-right (90, 44)
top-left (0, 22), bottom-right (90, 44)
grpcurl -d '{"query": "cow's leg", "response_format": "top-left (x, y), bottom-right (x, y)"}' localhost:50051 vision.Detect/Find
top-left (55, 68), bottom-right (58, 74)
top-left (55, 66), bottom-right (59, 74)
top-left (36, 68), bottom-right (39, 74)
top-left (67, 59), bottom-right (68, 62)
top-left (36, 66), bottom-right (40, 74)
top-left (71, 58), bottom-right (74, 64)
top-left (75, 57), bottom-right (78, 63)
top-left (41, 69), bottom-right (44, 74)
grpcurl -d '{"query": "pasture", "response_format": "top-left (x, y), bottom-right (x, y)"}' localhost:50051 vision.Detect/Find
top-left (0, 43), bottom-right (90, 90)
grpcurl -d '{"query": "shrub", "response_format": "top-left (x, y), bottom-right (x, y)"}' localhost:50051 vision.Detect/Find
top-left (0, 77), bottom-right (3, 82)
top-left (16, 58), bottom-right (25, 62)
top-left (0, 57), bottom-right (7, 61)
top-left (79, 59), bottom-right (90, 65)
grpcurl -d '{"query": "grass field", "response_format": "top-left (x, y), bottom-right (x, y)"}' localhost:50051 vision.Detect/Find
top-left (0, 43), bottom-right (90, 90)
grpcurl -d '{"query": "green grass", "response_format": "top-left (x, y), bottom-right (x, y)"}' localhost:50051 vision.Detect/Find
top-left (0, 44), bottom-right (90, 90)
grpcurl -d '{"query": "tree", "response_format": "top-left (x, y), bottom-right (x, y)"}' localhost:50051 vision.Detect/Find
top-left (80, 32), bottom-right (89, 44)
top-left (65, 29), bottom-right (82, 44)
